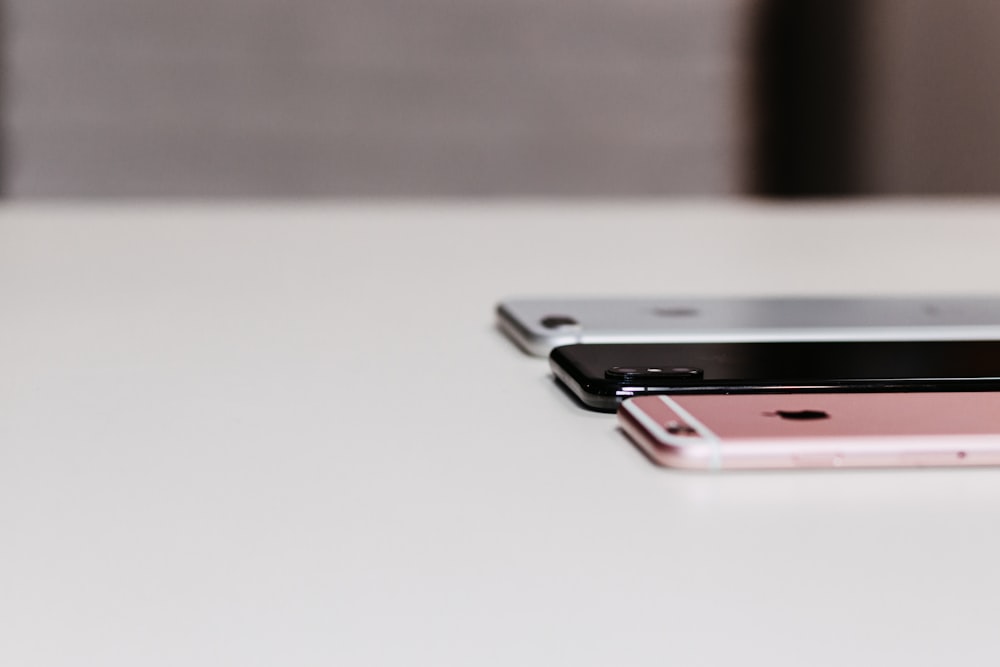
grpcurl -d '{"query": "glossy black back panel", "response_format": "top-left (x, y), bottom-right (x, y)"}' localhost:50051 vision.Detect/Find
top-left (550, 341), bottom-right (1000, 411)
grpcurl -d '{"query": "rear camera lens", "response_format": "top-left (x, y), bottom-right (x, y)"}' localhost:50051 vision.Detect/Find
top-left (540, 315), bottom-right (579, 329)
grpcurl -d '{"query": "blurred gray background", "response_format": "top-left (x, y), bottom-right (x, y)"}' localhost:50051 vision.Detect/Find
top-left (3, 0), bottom-right (1000, 197)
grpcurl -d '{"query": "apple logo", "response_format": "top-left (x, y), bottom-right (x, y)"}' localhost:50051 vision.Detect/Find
top-left (764, 409), bottom-right (830, 420)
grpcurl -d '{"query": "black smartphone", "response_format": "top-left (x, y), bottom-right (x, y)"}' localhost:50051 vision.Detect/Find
top-left (549, 340), bottom-right (1000, 411)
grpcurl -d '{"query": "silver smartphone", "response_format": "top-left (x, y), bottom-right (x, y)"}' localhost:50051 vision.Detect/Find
top-left (496, 296), bottom-right (1000, 356)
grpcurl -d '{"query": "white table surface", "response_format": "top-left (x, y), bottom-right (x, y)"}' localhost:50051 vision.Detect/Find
top-left (3, 200), bottom-right (1000, 666)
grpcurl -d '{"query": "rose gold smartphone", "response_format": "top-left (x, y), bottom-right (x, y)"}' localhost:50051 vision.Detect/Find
top-left (618, 392), bottom-right (1000, 470)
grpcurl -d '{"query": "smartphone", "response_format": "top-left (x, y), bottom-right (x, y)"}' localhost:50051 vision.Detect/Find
top-left (618, 392), bottom-right (1000, 470)
top-left (550, 340), bottom-right (1000, 411)
top-left (497, 296), bottom-right (1000, 356)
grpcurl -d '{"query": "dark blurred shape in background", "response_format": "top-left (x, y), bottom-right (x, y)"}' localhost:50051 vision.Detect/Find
top-left (2, 1), bottom-right (1000, 197)
top-left (749, 0), bottom-right (863, 196)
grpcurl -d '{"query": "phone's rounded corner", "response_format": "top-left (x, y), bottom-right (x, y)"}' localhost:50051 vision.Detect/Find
top-left (497, 301), bottom-right (584, 357)
top-left (635, 437), bottom-right (718, 470)
top-left (549, 364), bottom-right (619, 413)
top-left (618, 397), bottom-right (718, 470)
top-left (495, 306), bottom-right (551, 357)
top-left (566, 382), bottom-right (620, 413)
